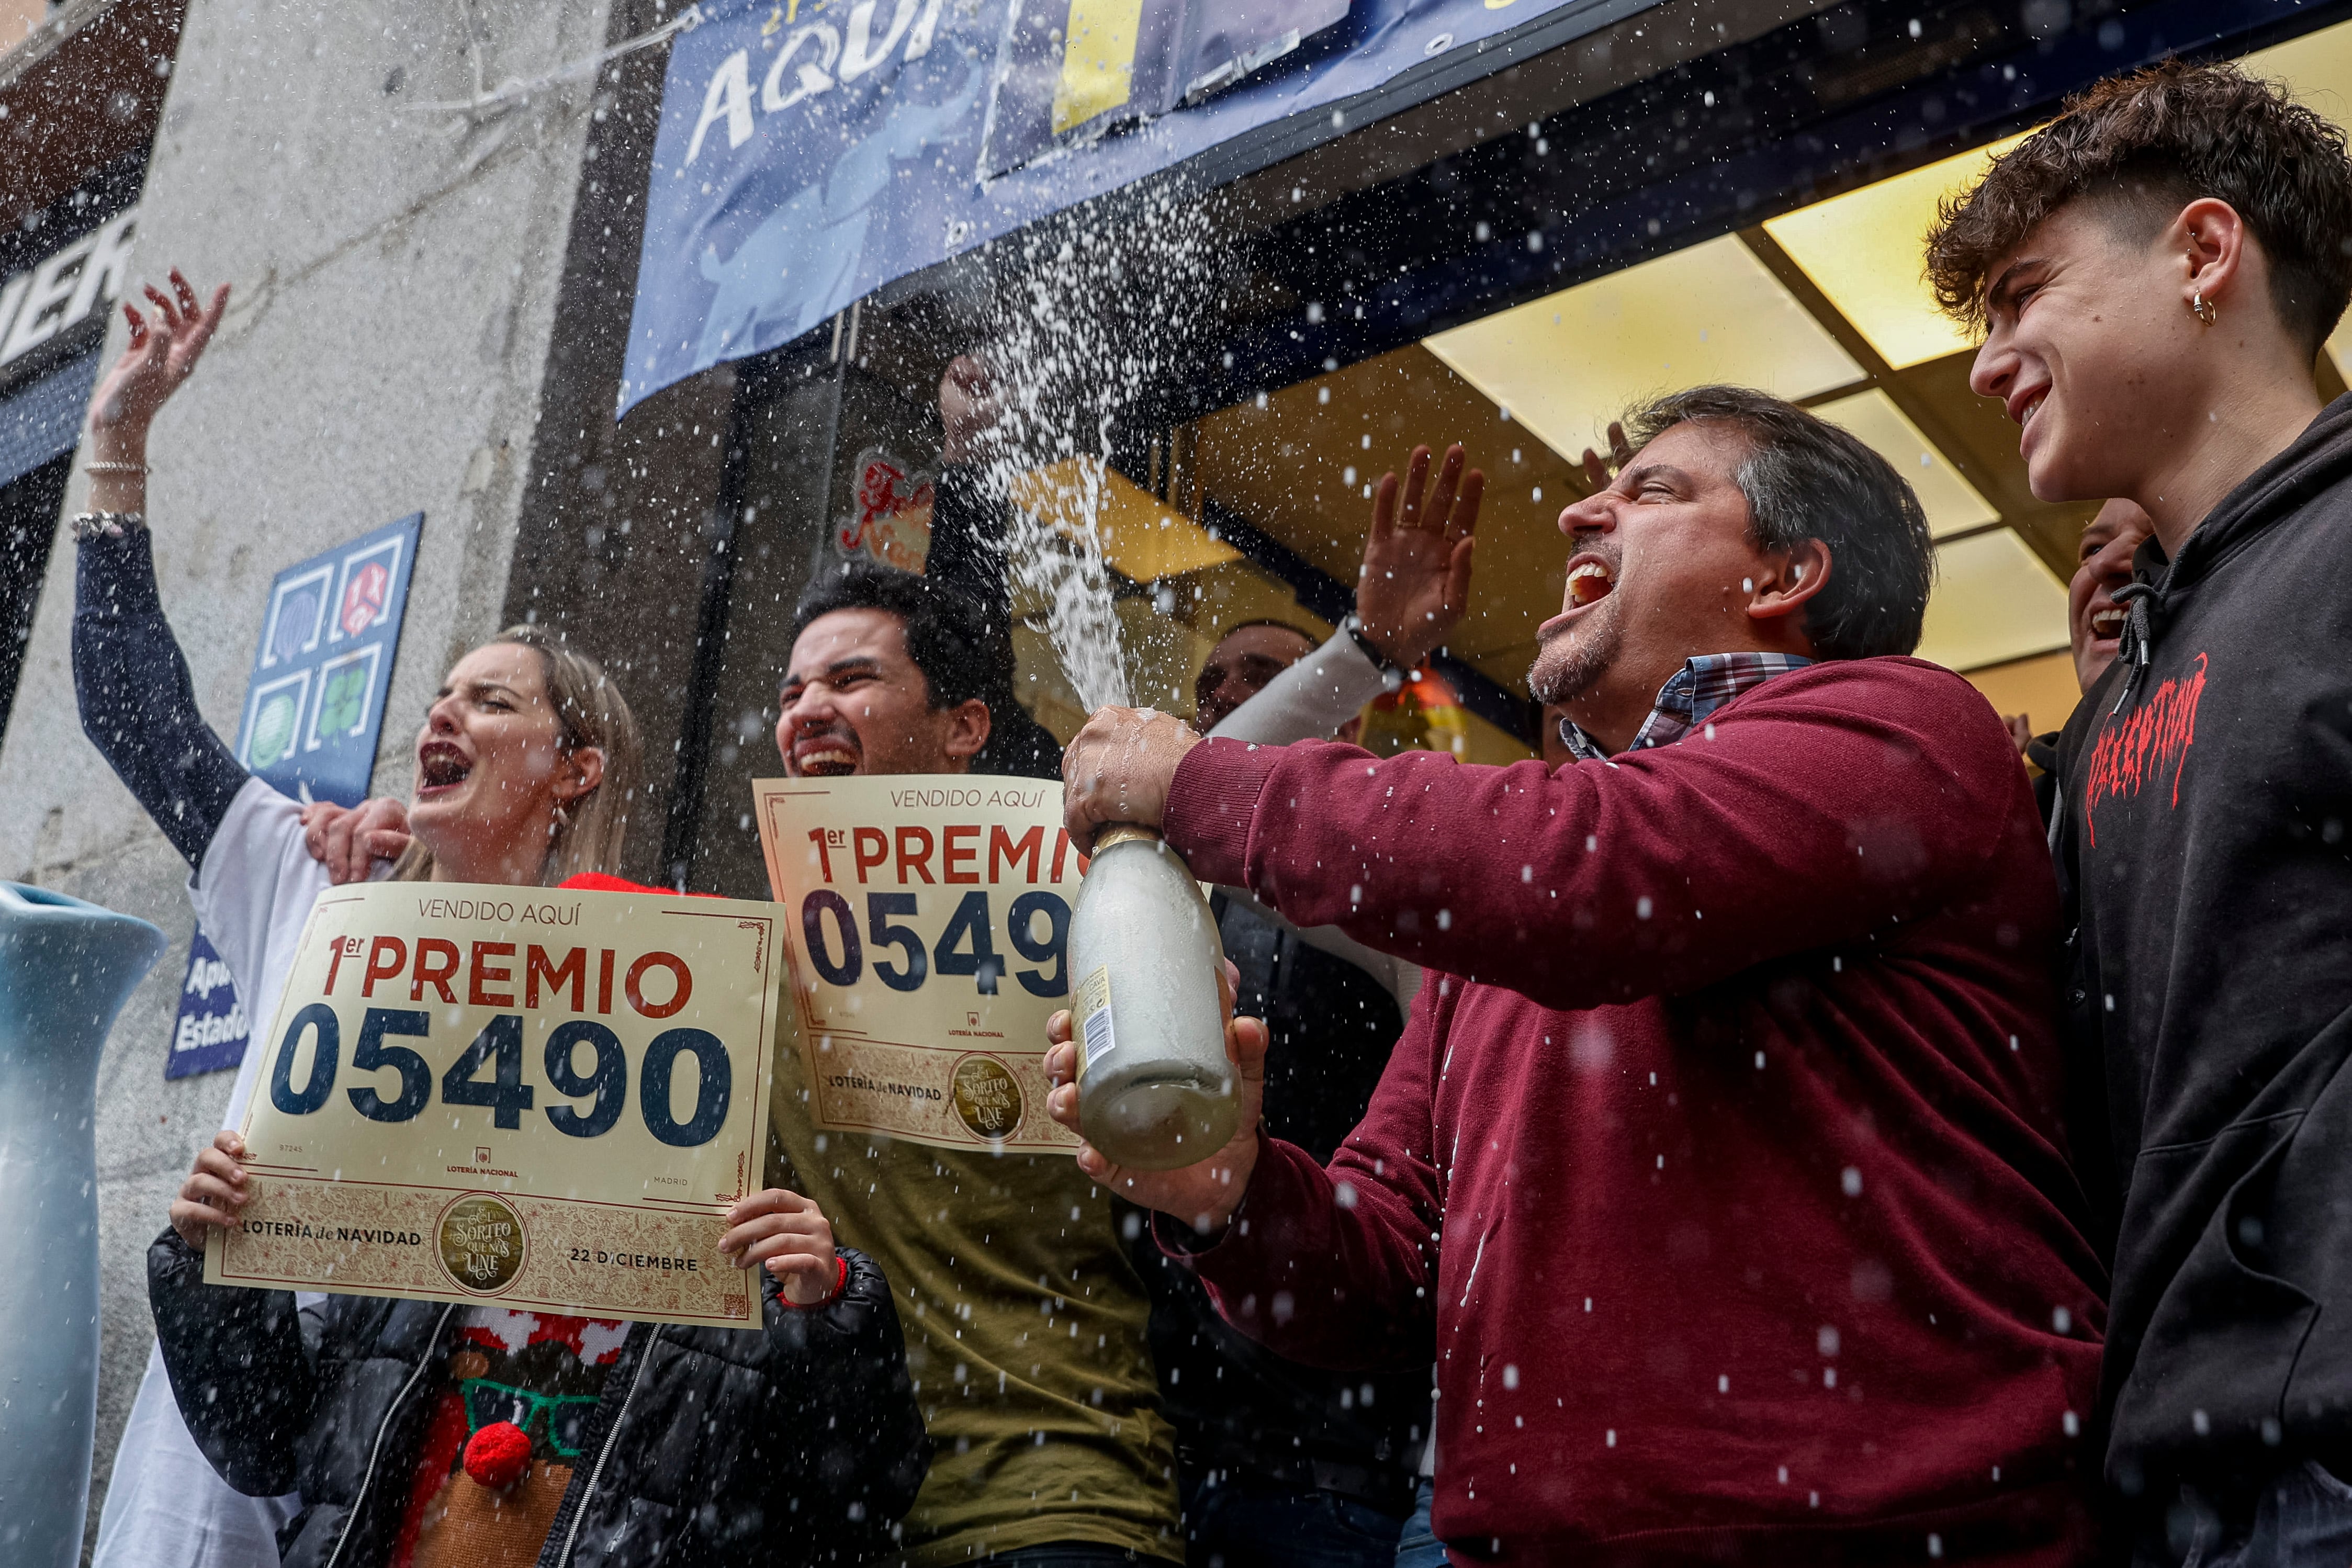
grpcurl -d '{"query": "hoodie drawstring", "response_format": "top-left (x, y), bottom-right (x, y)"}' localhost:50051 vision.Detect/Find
top-left (2109, 579), bottom-right (2166, 715)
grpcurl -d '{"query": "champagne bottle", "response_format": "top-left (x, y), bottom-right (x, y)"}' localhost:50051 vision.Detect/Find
top-left (1067, 825), bottom-right (1238, 1169)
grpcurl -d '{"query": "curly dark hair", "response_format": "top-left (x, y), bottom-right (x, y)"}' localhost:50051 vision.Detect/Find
top-left (1623, 386), bottom-right (1934, 661)
top-left (792, 559), bottom-right (1000, 710)
top-left (1925, 58), bottom-right (2352, 353)
top-left (790, 559), bottom-right (1063, 777)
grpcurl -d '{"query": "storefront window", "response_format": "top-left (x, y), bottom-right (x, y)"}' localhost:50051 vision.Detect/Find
top-left (654, 9), bottom-right (2352, 901)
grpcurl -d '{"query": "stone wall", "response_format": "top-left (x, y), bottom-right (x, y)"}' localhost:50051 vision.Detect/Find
top-left (0, 0), bottom-right (622, 1541)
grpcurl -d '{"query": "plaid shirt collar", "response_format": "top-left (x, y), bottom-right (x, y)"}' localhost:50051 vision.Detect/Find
top-left (1558, 652), bottom-right (1815, 763)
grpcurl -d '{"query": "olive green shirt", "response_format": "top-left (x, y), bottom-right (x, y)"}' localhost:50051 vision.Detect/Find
top-left (767, 1025), bottom-right (1178, 1566)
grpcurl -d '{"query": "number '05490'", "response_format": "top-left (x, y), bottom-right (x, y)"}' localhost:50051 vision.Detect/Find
top-left (268, 1007), bottom-right (731, 1148)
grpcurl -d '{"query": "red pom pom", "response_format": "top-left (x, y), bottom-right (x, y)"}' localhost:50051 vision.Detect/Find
top-left (463, 1420), bottom-right (533, 1490)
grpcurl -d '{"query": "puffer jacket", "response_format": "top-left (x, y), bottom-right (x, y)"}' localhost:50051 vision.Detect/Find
top-left (150, 1229), bottom-right (929, 1567)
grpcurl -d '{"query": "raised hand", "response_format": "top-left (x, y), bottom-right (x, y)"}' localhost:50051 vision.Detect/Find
top-left (301, 797), bottom-right (414, 884)
top-left (718, 1188), bottom-right (839, 1304)
top-left (89, 269), bottom-right (229, 447)
top-left (1577, 420), bottom-right (1633, 495)
top-left (170, 1130), bottom-right (250, 1250)
top-left (939, 354), bottom-right (1004, 465)
top-left (1042, 961), bottom-right (1269, 1237)
top-left (1353, 443), bottom-right (1481, 672)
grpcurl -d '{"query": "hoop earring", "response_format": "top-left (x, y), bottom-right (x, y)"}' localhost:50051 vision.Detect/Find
top-left (2190, 289), bottom-right (2217, 326)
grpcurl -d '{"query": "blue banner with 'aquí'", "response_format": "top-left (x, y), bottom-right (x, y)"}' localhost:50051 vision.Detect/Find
top-left (622, 0), bottom-right (1649, 412)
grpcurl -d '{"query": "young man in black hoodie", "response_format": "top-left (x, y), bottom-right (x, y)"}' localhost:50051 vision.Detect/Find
top-left (1928, 59), bottom-right (2352, 1567)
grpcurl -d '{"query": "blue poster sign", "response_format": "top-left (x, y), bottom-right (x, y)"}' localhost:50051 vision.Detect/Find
top-left (165, 929), bottom-right (250, 1080)
top-left (623, 0), bottom-right (1649, 412)
top-left (165, 512), bottom-right (424, 1080)
top-left (230, 512), bottom-right (422, 809)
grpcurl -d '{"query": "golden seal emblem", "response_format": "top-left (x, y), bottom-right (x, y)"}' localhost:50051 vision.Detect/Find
top-left (436, 1193), bottom-right (527, 1294)
top-left (951, 1055), bottom-right (1023, 1141)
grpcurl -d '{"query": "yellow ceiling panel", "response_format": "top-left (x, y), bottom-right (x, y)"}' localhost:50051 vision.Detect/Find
top-left (1421, 234), bottom-right (1863, 463)
top-left (1963, 649), bottom-right (2081, 739)
top-left (2245, 15), bottom-right (2352, 115)
top-left (1010, 457), bottom-right (1242, 581)
top-left (1915, 527), bottom-right (2069, 673)
top-left (1811, 388), bottom-right (1999, 538)
top-left (1762, 132), bottom-right (2032, 370)
top-left (2243, 18), bottom-right (2352, 378)
top-left (1752, 19), bottom-right (2352, 380)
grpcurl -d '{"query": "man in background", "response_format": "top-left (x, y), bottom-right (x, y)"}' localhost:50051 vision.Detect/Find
top-left (2007, 499), bottom-right (2157, 764)
top-left (2017, 500), bottom-right (2159, 1271)
top-left (1194, 622), bottom-right (1321, 730)
top-left (1157, 616), bottom-right (1436, 1567)
top-left (2063, 501), bottom-right (2158, 697)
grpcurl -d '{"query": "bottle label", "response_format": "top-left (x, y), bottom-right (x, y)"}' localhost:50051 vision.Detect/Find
top-left (1076, 965), bottom-right (1116, 1076)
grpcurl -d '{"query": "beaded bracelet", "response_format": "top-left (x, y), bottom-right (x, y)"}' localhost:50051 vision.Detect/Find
top-left (71, 511), bottom-right (148, 541)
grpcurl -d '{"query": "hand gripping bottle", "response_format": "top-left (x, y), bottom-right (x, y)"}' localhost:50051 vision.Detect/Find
top-left (1066, 826), bottom-right (1239, 1169)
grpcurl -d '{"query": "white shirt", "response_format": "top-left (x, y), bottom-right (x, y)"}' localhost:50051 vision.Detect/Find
top-left (1206, 630), bottom-right (1423, 1012)
top-left (193, 779), bottom-right (367, 1131)
top-left (95, 779), bottom-right (379, 1568)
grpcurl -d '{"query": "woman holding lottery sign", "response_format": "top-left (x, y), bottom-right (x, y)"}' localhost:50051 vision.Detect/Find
top-left (77, 272), bottom-right (926, 1568)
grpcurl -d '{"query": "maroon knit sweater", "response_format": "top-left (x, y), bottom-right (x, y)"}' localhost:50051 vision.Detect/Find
top-left (1159, 656), bottom-right (2107, 1565)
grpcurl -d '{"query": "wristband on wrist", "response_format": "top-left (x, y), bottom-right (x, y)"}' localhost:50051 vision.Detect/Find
top-left (781, 1253), bottom-right (849, 1310)
top-left (84, 459), bottom-right (149, 476)
top-left (1343, 616), bottom-right (1409, 690)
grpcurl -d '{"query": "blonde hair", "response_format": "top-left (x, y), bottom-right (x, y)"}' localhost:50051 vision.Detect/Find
top-left (391, 624), bottom-right (644, 886)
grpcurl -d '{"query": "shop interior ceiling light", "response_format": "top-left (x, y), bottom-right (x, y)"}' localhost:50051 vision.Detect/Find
top-left (1762, 133), bottom-right (2031, 371)
top-left (1423, 235), bottom-right (1862, 463)
top-left (1915, 529), bottom-right (2070, 674)
top-left (1810, 389), bottom-right (1998, 538)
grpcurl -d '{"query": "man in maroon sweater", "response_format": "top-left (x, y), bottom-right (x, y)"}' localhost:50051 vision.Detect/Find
top-left (1048, 387), bottom-right (2108, 1565)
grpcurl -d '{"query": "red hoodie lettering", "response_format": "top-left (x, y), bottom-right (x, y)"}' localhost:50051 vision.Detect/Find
top-left (2084, 652), bottom-right (2208, 847)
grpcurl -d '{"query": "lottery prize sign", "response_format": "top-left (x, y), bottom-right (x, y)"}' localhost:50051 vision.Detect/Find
top-left (207, 883), bottom-right (783, 1328)
top-left (752, 776), bottom-right (1084, 1155)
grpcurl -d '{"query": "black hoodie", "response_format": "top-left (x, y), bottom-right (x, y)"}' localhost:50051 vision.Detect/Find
top-left (2053, 391), bottom-right (2352, 1505)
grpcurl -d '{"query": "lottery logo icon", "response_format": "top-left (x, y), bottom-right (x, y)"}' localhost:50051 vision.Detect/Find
top-left (952, 1055), bottom-right (1023, 1141)
top-left (271, 586), bottom-right (320, 664)
top-left (340, 561), bottom-right (389, 638)
top-left (437, 1193), bottom-right (528, 1294)
top-left (249, 690), bottom-right (300, 769)
top-left (316, 660), bottom-right (369, 739)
